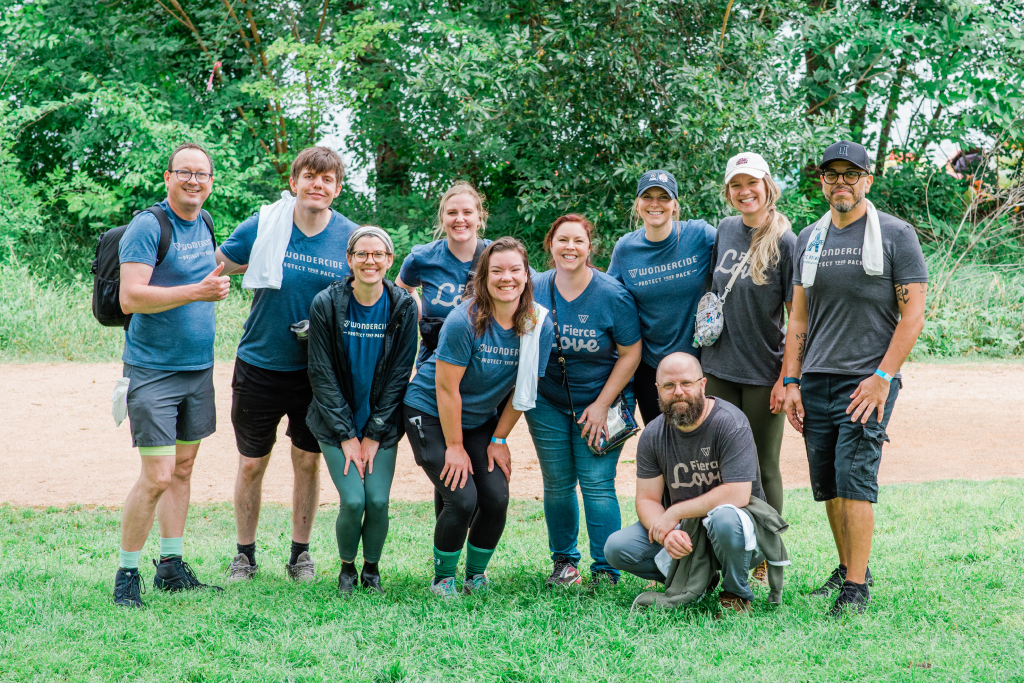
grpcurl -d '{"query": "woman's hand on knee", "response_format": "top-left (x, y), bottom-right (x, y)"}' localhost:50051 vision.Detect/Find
top-left (441, 444), bottom-right (473, 490)
top-left (487, 442), bottom-right (512, 482)
top-left (341, 438), bottom-right (365, 479)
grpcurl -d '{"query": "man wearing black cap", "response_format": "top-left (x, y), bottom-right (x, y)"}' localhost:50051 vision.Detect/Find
top-left (782, 141), bottom-right (927, 616)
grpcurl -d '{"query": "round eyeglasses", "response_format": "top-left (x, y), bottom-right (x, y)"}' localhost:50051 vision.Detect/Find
top-left (820, 170), bottom-right (870, 185)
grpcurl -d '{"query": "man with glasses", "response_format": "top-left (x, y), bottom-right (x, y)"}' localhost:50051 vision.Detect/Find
top-left (215, 147), bottom-right (358, 583)
top-left (783, 140), bottom-right (927, 616)
top-left (114, 143), bottom-right (229, 607)
top-left (604, 352), bottom-right (769, 615)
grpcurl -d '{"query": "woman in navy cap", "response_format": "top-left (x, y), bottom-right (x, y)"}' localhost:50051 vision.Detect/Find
top-left (608, 170), bottom-right (716, 425)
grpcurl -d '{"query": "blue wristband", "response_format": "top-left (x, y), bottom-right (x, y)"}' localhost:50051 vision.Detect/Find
top-left (490, 437), bottom-right (507, 445)
top-left (783, 377), bottom-right (801, 387)
top-left (874, 369), bottom-right (893, 383)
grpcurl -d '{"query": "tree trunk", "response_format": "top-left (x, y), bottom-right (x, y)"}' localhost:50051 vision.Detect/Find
top-left (875, 56), bottom-right (908, 175)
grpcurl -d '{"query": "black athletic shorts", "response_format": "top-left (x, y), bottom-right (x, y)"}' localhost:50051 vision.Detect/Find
top-left (230, 357), bottom-right (321, 457)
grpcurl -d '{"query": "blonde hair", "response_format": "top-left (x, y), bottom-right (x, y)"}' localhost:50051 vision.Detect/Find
top-left (630, 195), bottom-right (680, 232)
top-left (432, 181), bottom-right (489, 240)
top-left (722, 174), bottom-right (792, 286)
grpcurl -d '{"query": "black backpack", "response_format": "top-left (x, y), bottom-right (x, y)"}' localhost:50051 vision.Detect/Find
top-left (90, 205), bottom-right (216, 329)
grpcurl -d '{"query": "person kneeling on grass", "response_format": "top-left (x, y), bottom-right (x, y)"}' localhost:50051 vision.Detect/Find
top-left (604, 353), bottom-right (789, 616)
top-left (305, 226), bottom-right (417, 596)
top-left (402, 237), bottom-right (555, 598)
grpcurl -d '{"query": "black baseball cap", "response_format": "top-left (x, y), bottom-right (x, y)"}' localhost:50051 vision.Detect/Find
top-left (819, 141), bottom-right (871, 172)
top-left (636, 169), bottom-right (678, 199)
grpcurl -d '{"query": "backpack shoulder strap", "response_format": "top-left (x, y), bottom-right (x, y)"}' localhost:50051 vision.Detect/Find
top-left (465, 238), bottom-right (487, 287)
top-left (200, 209), bottom-right (217, 247)
top-left (146, 205), bottom-right (174, 267)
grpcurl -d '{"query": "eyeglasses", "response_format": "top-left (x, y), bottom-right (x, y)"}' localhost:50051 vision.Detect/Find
top-left (171, 170), bottom-right (213, 183)
top-left (657, 379), bottom-right (703, 392)
top-left (350, 250), bottom-right (390, 263)
top-left (820, 170), bottom-right (870, 185)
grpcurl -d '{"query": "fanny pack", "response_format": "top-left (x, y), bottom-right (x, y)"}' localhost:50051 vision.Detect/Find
top-left (550, 278), bottom-right (639, 456)
top-left (692, 247), bottom-right (752, 348)
top-left (419, 240), bottom-right (487, 357)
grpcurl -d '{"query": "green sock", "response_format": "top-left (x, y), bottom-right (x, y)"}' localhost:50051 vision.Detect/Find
top-left (465, 544), bottom-right (495, 578)
top-left (119, 548), bottom-right (141, 570)
top-left (432, 547), bottom-right (462, 581)
top-left (159, 537), bottom-right (183, 559)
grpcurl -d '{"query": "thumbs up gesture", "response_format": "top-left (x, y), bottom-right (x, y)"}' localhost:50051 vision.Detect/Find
top-left (195, 262), bottom-right (231, 302)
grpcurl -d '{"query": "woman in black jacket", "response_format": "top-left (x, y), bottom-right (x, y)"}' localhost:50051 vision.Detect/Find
top-left (306, 226), bottom-right (417, 596)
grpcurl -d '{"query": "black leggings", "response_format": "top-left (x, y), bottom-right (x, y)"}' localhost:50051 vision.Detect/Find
top-left (633, 360), bottom-right (662, 427)
top-left (404, 406), bottom-right (509, 552)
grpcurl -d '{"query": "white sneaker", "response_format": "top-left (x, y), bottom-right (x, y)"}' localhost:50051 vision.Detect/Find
top-left (430, 576), bottom-right (460, 599)
top-left (463, 573), bottom-right (491, 595)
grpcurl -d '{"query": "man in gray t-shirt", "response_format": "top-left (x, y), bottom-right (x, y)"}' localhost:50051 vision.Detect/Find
top-left (605, 353), bottom-right (767, 613)
top-left (782, 140), bottom-right (927, 618)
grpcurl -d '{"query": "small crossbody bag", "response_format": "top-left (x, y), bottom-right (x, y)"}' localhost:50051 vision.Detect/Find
top-left (692, 247), bottom-right (753, 348)
top-left (549, 278), bottom-right (640, 456)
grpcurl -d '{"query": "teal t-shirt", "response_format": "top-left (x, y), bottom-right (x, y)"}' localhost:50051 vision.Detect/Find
top-left (532, 269), bottom-right (642, 409)
top-left (219, 209), bottom-right (358, 371)
top-left (343, 288), bottom-right (390, 437)
top-left (118, 200), bottom-right (217, 371)
top-left (403, 300), bottom-right (555, 428)
top-left (607, 220), bottom-right (716, 367)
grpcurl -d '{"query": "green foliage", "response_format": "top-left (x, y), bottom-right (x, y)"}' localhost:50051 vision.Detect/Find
top-left (1, 482), bottom-right (1023, 680)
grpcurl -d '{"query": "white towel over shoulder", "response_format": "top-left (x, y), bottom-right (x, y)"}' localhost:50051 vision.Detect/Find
top-left (512, 302), bottom-right (550, 412)
top-left (242, 191), bottom-right (297, 290)
top-left (801, 198), bottom-right (883, 287)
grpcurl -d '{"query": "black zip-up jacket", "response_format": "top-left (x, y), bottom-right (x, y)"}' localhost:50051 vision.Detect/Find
top-left (305, 277), bottom-right (418, 450)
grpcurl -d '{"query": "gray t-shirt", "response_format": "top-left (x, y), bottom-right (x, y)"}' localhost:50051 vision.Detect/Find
top-left (636, 399), bottom-right (764, 507)
top-left (702, 216), bottom-right (797, 386)
top-left (793, 210), bottom-right (928, 376)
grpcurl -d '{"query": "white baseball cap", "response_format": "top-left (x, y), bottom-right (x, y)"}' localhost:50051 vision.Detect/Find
top-left (724, 152), bottom-right (772, 184)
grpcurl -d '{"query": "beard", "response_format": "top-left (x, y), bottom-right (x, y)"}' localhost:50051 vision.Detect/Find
top-left (829, 185), bottom-right (864, 214)
top-left (659, 392), bottom-right (705, 428)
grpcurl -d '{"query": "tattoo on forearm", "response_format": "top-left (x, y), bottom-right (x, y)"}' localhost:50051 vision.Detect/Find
top-left (895, 284), bottom-right (910, 305)
top-left (795, 332), bottom-right (806, 363)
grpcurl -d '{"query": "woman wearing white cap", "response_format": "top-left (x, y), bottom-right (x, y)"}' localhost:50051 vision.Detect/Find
top-left (306, 226), bottom-right (419, 596)
top-left (608, 169), bottom-right (717, 425)
top-left (701, 152), bottom-right (795, 519)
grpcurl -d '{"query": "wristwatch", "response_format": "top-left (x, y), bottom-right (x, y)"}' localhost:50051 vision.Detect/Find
top-left (783, 377), bottom-right (801, 387)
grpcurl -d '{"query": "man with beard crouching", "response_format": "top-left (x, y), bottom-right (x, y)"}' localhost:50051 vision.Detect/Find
top-left (604, 352), bottom-right (773, 614)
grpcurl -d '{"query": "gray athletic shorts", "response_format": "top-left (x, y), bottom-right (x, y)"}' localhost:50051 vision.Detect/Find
top-left (124, 363), bottom-right (217, 449)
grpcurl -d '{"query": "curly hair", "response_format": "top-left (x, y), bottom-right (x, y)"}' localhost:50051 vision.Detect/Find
top-left (467, 237), bottom-right (535, 337)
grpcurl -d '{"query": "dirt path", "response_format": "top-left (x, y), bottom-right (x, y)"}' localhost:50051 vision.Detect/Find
top-left (2, 362), bottom-right (1022, 507)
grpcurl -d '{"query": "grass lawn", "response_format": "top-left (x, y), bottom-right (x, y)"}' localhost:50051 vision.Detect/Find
top-left (1, 480), bottom-right (1022, 682)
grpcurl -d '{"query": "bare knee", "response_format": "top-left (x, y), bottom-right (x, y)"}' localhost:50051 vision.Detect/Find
top-left (292, 448), bottom-right (320, 476)
top-left (238, 455), bottom-right (270, 484)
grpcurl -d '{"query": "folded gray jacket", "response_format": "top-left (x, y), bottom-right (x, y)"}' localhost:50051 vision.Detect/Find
top-left (632, 496), bottom-right (790, 610)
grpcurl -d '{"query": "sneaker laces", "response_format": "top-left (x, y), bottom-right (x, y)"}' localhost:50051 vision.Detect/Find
top-left (177, 560), bottom-right (205, 589)
top-left (116, 570), bottom-right (145, 599)
top-left (551, 560), bottom-right (574, 578)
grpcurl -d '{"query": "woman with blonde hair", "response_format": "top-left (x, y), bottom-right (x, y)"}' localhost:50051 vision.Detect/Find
top-left (608, 169), bottom-right (716, 426)
top-left (396, 180), bottom-right (492, 366)
top-left (701, 152), bottom-right (796, 519)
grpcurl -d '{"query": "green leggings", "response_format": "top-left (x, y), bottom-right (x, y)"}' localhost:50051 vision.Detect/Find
top-left (320, 442), bottom-right (398, 563)
top-left (703, 374), bottom-right (786, 514)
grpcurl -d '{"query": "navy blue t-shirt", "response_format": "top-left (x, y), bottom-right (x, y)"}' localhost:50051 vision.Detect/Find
top-left (219, 209), bottom-right (358, 371)
top-left (343, 288), bottom-right (390, 437)
top-left (403, 300), bottom-right (555, 429)
top-left (118, 200), bottom-right (217, 371)
top-left (533, 269), bottom-right (642, 409)
top-left (608, 220), bottom-right (716, 367)
top-left (398, 238), bottom-right (492, 365)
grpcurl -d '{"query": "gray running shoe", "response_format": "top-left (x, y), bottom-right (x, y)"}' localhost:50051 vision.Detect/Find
top-left (430, 576), bottom-right (460, 599)
top-left (285, 551), bottom-right (316, 582)
top-left (227, 554), bottom-right (258, 582)
top-left (546, 560), bottom-right (583, 587)
top-left (462, 573), bottom-right (491, 595)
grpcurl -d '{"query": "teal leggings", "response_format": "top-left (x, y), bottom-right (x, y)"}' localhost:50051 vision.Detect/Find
top-left (320, 442), bottom-right (398, 563)
top-left (703, 374), bottom-right (786, 514)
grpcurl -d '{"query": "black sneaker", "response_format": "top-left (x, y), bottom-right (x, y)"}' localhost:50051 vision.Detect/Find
top-left (590, 569), bottom-right (620, 587)
top-left (545, 560), bottom-right (583, 587)
top-left (810, 565), bottom-right (873, 597)
top-left (113, 567), bottom-right (145, 608)
top-left (829, 580), bottom-right (870, 617)
top-left (152, 558), bottom-right (224, 593)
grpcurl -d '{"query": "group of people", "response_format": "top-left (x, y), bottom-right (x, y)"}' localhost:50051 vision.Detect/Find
top-left (110, 138), bottom-right (927, 619)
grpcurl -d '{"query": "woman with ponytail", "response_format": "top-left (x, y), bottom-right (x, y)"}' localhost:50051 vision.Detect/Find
top-left (702, 152), bottom-right (796, 524)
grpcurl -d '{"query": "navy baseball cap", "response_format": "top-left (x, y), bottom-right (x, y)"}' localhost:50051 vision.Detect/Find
top-left (636, 169), bottom-right (678, 199)
top-left (819, 141), bottom-right (871, 172)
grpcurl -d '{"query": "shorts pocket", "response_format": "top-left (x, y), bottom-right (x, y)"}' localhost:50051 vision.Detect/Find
top-left (845, 422), bottom-right (888, 502)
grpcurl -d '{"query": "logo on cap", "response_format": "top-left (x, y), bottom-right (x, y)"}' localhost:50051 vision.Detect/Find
top-left (838, 144), bottom-right (849, 156)
top-left (649, 173), bottom-right (658, 181)
top-left (736, 157), bottom-right (748, 165)
top-left (659, 173), bottom-right (668, 182)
